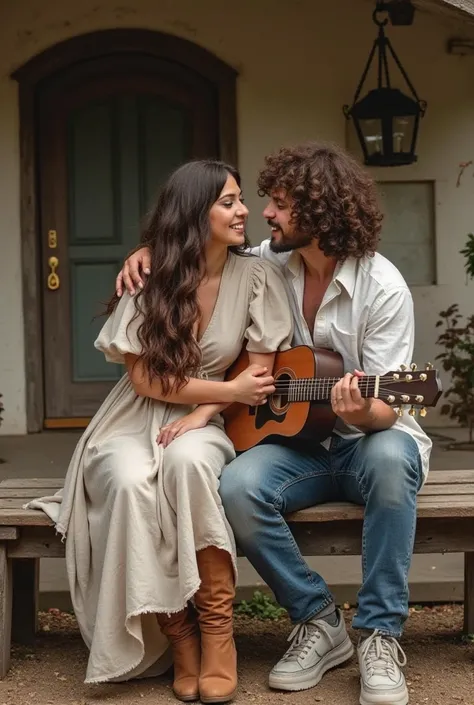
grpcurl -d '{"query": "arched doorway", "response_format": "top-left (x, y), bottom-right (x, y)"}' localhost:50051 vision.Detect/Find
top-left (12, 29), bottom-right (237, 431)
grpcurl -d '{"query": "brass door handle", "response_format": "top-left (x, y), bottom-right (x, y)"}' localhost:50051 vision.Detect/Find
top-left (47, 256), bottom-right (60, 290)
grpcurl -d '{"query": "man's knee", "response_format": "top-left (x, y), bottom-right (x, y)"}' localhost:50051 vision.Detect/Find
top-left (360, 430), bottom-right (421, 506)
top-left (220, 453), bottom-right (262, 508)
top-left (220, 446), bottom-right (277, 514)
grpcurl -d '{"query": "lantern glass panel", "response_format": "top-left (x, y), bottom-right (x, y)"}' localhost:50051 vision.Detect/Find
top-left (359, 118), bottom-right (383, 156)
top-left (392, 115), bottom-right (415, 153)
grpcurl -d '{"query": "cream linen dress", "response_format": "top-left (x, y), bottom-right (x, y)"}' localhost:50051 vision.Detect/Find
top-left (27, 253), bottom-right (293, 684)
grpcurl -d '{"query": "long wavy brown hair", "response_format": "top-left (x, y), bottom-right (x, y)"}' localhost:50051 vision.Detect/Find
top-left (107, 160), bottom-right (249, 393)
top-left (257, 142), bottom-right (383, 259)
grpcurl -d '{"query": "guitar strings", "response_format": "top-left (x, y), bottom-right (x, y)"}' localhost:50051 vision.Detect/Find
top-left (273, 376), bottom-right (419, 388)
top-left (273, 380), bottom-right (422, 393)
top-left (272, 379), bottom-right (422, 401)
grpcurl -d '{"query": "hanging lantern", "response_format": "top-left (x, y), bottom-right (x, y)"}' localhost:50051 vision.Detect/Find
top-left (343, 2), bottom-right (426, 167)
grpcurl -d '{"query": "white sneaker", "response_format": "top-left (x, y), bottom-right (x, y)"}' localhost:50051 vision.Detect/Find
top-left (358, 630), bottom-right (408, 705)
top-left (268, 609), bottom-right (354, 691)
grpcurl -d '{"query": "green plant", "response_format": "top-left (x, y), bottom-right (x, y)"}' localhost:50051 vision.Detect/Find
top-left (436, 305), bottom-right (474, 445)
top-left (460, 233), bottom-right (474, 280)
top-left (435, 235), bottom-right (474, 447)
top-left (234, 590), bottom-right (287, 621)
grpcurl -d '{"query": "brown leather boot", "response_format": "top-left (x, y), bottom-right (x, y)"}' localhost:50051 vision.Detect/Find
top-left (194, 547), bottom-right (237, 704)
top-left (156, 605), bottom-right (201, 702)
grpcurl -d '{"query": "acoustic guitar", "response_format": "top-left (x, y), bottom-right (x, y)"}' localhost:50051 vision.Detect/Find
top-left (223, 346), bottom-right (442, 452)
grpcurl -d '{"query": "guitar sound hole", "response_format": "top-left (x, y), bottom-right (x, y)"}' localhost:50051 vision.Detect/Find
top-left (270, 372), bottom-right (291, 415)
top-left (272, 395), bottom-right (285, 410)
top-left (251, 372), bottom-right (292, 431)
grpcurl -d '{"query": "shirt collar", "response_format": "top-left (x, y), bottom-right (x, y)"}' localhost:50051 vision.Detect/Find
top-left (334, 258), bottom-right (357, 298)
top-left (286, 250), bottom-right (302, 278)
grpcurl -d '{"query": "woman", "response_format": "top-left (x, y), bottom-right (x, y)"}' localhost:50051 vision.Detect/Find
top-left (27, 160), bottom-right (293, 702)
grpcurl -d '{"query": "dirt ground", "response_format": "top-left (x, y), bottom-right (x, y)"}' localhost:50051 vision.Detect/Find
top-left (0, 605), bottom-right (473, 705)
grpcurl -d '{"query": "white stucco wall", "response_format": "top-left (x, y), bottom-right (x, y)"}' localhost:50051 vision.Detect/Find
top-left (0, 0), bottom-right (473, 433)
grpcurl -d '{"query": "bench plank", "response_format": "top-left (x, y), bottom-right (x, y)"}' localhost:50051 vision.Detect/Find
top-left (420, 484), bottom-right (474, 495)
top-left (0, 510), bottom-right (54, 527)
top-left (3, 483), bottom-right (474, 501)
top-left (5, 482), bottom-right (474, 499)
top-left (0, 489), bottom-right (62, 499)
top-left (0, 529), bottom-right (18, 540)
top-left (425, 470), bottom-right (474, 484)
top-left (288, 498), bottom-right (474, 522)
top-left (0, 499), bottom-right (45, 509)
top-left (289, 516), bottom-right (474, 555)
top-left (0, 470), bottom-right (472, 488)
top-left (0, 479), bottom-right (64, 489)
top-left (2, 500), bottom-right (474, 526)
top-left (8, 529), bottom-right (64, 559)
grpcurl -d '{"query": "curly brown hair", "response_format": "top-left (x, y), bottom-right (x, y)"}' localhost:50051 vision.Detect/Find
top-left (257, 142), bottom-right (383, 259)
top-left (106, 160), bottom-right (249, 394)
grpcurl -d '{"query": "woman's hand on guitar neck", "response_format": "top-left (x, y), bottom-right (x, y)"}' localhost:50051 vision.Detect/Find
top-left (331, 370), bottom-right (396, 432)
top-left (229, 364), bottom-right (275, 406)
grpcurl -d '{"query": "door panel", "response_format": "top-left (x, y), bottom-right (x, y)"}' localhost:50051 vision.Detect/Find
top-left (71, 261), bottom-right (121, 383)
top-left (39, 57), bottom-right (219, 423)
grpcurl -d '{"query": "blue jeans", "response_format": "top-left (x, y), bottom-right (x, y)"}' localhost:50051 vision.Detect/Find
top-left (219, 429), bottom-right (423, 638)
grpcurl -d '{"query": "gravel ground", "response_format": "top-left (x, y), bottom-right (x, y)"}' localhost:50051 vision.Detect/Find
top-left (0, 605), bottom-right (473, 705)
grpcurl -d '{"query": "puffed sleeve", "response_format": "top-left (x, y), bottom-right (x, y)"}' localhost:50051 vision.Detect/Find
top-left (245, 260), bottom-right (294, 353)
top-left (94, 293), bottom-right (144, 363)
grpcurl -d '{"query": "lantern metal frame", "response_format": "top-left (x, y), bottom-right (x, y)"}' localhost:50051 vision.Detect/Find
top-left (343, 3), bottom-right (427, 167)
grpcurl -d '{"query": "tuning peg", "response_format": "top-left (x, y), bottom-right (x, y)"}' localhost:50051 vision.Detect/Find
top-left (399, 364), bottom-right (407, 371)
top-left (419, 407), bottom-right (428, 417)
top-left (401, 394), bottom-right (410, 403)
top-left (425, 362), bottom-right (433, 370)
top-left (410, 363), bottom-right (417, 371)
top-left (409, 406), bottom-right (416, 417)
top-left (419, 373), bottom-right (427, 382)
top-left (405, 374), bottom-right (413, 382)
top-left (393, 373), bottom-right (400, 380)
top-left (396, 407), bottom-right (404, 417)
top-left (387, 394), bottom-right (396, 404)
top-left (415, 395), bottom-right (424, 403)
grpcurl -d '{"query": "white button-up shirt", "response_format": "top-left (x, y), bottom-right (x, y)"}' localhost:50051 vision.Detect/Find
top-left (250, 239), bottom-right (432, 479)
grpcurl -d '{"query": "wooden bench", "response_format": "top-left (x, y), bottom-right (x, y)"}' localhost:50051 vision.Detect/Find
top-left (0, 470), bottom-right (474, 677)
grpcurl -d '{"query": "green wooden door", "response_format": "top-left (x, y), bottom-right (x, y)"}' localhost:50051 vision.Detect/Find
top-left (39, 58), bottom-right (218, 425)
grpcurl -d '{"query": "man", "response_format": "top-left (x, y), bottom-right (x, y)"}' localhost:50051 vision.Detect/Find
top-left (116, 142), bottom-right (430, 705)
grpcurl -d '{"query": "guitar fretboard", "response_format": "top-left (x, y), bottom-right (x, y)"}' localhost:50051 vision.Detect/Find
top-left (273, 376), bottom-right (380, 402)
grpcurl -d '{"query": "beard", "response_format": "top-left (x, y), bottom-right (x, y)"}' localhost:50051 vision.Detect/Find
top-left (269, 228), bottom-right (314, 253)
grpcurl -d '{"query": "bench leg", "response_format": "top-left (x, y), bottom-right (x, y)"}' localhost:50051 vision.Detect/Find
top-left (12, 559), bottom-right (39, 646)
top-left (0, 543), bottom-right (13, 678)
top-left (464, 552), bottom-right (474, 634)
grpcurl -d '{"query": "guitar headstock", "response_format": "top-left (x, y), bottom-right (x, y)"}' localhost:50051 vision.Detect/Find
top-left (378, 363), bottom-right (442, 418)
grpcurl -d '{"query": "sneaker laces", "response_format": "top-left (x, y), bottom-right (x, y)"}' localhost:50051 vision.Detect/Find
top-left (360, 630), bottom-right (407, 680)
top-left (280, 620), bottom-right (336, 663)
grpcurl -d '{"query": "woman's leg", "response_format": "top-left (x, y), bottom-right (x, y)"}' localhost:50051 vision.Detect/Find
top-left (163, 426), bottom-right (237, 703)
top-left (156, 606), bottom-right (201, 702)
top-left (194, 547), bottom-right (237, 704)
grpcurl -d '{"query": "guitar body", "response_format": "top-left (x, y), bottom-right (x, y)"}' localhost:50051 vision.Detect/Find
top-left (223, 346), bottom-right (344, 452)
